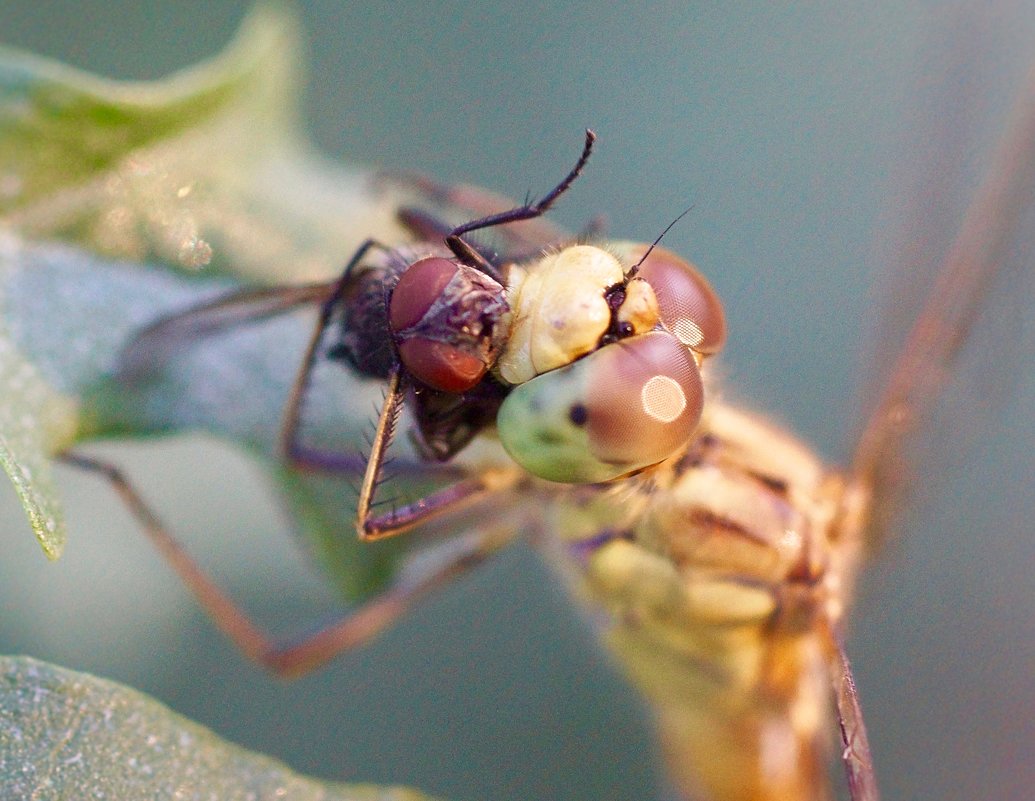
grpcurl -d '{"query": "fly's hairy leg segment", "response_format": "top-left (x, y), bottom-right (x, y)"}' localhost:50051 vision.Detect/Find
top-left (444, 129), bottom-right (596, 274)
top-left (383, 173), bottom-right (568, 250)
top-left (381, 129), bottom-right (595, 258)
top-left (59, 450), bottom-right (517, 677)
top-left (347, 365), bottom-right (523, 541)
top-left (277, 238), bottom-right (387, 473)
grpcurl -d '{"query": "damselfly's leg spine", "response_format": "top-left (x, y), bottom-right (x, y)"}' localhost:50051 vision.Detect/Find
top-left (59, 450), bottom-right (516, 677)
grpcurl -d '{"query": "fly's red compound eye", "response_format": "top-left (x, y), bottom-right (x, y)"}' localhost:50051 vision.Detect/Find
top-left (389, 257), bottom-right (459, 331)
top-left (395, 338), bottom-right (489, 393)
top-left (631, 245), bottom-right (726, 355)
top-left (389, 257), bottom-right (493, 393)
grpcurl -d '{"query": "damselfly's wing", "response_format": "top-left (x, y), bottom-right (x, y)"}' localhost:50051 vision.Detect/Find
top-left (849, 6), bottom-right (1035, 801)
top-left (851, 7), bottom-right (1035, 546)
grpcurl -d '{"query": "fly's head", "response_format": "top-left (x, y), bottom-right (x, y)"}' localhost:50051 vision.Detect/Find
top-left (329, 241), bottom-right (513, 463)
top-left (331, 244), bottom-right (509, 393)
top-left (388, 256), bottom-right (509, 393)
top-left (496, 242), bottom-right (726, 483)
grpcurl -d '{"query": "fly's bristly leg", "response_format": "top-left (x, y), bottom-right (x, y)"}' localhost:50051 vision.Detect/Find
top-left (278, 238), bottom-right (387, 470)
top-left (393, 206), bottom-right (504, 278)
top-left (375, 170), bottom-right (571, 251)
top-left (350, 366), bottom-right (523, 541)
top-left (474, 209), bottom-right (611, 270)
top-left (351, 364), bottom-right (405, 534)
top-left (59, 449), bottom-right (517, 677)
top-left (358, 467), bottom-right (523, 542)
top-left (445, 129), bottom-right (596, 273)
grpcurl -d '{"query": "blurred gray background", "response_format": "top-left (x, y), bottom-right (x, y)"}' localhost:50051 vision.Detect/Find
top-left (2, 2), bottom-right (1035, 800)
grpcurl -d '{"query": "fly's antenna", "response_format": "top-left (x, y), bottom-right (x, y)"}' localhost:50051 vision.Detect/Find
top-left (627, 204), bottom-right (695, 279)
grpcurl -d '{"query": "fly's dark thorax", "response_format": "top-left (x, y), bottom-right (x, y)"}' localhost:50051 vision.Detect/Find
top-left (330, 243), bottom-right (455, 378)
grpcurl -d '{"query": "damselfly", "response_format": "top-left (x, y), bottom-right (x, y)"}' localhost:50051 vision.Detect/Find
top-left (69, 63), bottom-right (1035, 796)
top-left (16, 30), bottom-right (1026, 801)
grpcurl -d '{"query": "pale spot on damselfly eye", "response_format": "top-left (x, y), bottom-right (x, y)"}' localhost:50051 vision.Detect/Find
top-left (671, 318), bottom-right (705, 349)
top-left (640, 375), bottom-right (687, 423)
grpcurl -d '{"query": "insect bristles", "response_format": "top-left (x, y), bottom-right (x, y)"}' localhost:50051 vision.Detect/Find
top-left (372, 469), bottom-right (395, 491)
top-left (369, 494), bottom-right (398, 512)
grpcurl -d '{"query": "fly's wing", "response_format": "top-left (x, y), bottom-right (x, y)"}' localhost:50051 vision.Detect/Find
top-left (116, 282), bottom-right (336, 381)
top-left (116, 158), bottom-right (579, 386)
top-left (850, 7), bottom-right (1035, 547)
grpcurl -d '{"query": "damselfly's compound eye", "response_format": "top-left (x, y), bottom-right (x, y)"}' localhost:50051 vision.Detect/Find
top-left (628, 244), bottom-right (726, 355)
top-left (389, 257), bottom-right (505, 393)
top-left (497, 331), bottom-right (704, 483)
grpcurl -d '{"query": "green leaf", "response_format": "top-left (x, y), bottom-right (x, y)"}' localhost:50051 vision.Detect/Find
top-left (0, 239), bottom-right (76, 558)
top-left (0, 5), bottom-right (407, 282)
top-left (0, 5), bottom-right (419, 578)
top-left (0, 656), bottom-right (446, 801)
top-left (2, 228), bottom-right (414, 596)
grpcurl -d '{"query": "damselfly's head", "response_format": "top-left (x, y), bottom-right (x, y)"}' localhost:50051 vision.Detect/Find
top-left (496, 242), bottom-right (725, 483)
